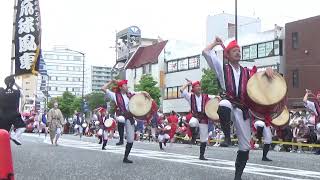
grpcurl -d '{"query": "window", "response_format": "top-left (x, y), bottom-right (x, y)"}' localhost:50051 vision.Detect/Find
top-left (265, 42), bottom-right (274, 56)
top-left (58, 55), bottom-right (68, 60)
top-left (257, 43), bottom-right (266, 58)
top-left (26, 82), bottom-right (30, 85)
top-left (249, 45), bottom-right (257, 59)
top-left (188, 56), bottom-right (200, 69)
top-left (292, 32), bottom-right (298, 49)
top-left (134, 68), bottom-right (137, 78)
top-left (142, 64), bottom-right (152, 74)
top-left (57, 77), bottom-right (67, 81)
top-left (165, 86), bottom-right (181, 99)
top-left (73, 56), bottom-right (82, 61)
top-left (50, 76), bottom-right (57, 81)
top-left (167, 61), bottom-right (178, 72)
top-left (242, 40), bottom-right (282, 61)
top-left (44, 54), bottom-right (55, 59)
top-left (178, 59), bottom-right (188, 70)
top-left (164, 88), bottom-right (168, 99)
top-left (292, 69), bottom-right (299, 88)
top-left (274, 40), bottom-right (280, 55)
top-left (58, 66), bottom-right (67, 71)
top-left (242, 46), bottom-right (250, 60)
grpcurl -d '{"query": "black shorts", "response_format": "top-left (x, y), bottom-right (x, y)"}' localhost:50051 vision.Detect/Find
top-left (0, 111), bottom-right (26, 132)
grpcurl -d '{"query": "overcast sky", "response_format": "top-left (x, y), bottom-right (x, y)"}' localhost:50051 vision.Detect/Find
top-left (0, 0), bottom-right (319, 84)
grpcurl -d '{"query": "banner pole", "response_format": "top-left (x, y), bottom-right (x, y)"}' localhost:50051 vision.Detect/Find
top-left (10, 0), bottom-right (18, 75)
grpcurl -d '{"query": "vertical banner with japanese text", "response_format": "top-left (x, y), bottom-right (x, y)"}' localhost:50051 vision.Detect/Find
top-left (14, 0), bottom-right (41, 76)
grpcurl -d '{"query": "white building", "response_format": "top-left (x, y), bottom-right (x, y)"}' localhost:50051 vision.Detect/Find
top-left (206, 13), bottom-right (261, 44)
top-left (90, 65), bottom-right (115, 92)
top-left (37, 47), bottom-right (89, 100)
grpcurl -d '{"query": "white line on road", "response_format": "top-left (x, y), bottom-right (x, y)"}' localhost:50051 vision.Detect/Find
top-left (22, 134), bottom-right (319, 180)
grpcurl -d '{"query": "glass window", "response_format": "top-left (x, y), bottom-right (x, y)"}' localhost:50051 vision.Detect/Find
top-left (58, 66), bottom-right (67, 71)
top-left (265, 42), bottom-right (274, 56)
top-left (274, 40), bottom-right (280, 55)
top-left (249, 45), bottom-right (257, 59)
top-left (177, 86), bottom-right (183, 98)
top-left (178, 59), bottom-right (188, 70)
top-left (292, 69), bottom-right (299, 88)
top-left (167, 88), bottom-right (173, 99)
top-left (73, 56), bottom-right (82, 61)
top-left (292, 32), bottom-right (298, 49)
top-left (57, 77), bottom-right (66, 81)
top-left (242, 46), bottom-right (250, 60)
top-left (50, 76), bottom-right (56, 81)
top-left (164, 88), bottom-right (168, 99)
top-left (58, 55), bottom-right (68, 60)
top-left (257, 43), bottom-right (266, 58)
top-left (188, 56), bottom-right (200, 69)
top-left (167, 61), bottom-right (178, 72)
top-left (45, 54), bottom-right (55, 59)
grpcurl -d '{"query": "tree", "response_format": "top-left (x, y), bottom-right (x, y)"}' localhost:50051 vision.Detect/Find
top-left (134, 74), bottom-right (161, 105)
top-left (59, 91), bottom-right (77, 119)
top-left (71, 97), bottom-right (82, 113)
top-left (201, 68), bottom-right (220, 95)
top-left (48, 96), bottom-right (62, 109)
top-left (86, 92), bottom-right (106, 111)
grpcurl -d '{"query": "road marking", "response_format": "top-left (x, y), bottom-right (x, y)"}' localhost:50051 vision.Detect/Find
top-left (23, 134), bottom-right (320, 180)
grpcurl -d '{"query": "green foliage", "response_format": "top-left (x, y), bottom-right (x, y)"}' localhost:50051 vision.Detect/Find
top-left (134, 74), bottom-right (161, 105)
top-left (85, 92), bottom-right (106, 111)
top-left (48, 91), bottom-right (81, 119)
top-left (200, 68), bottom-right (220, 95)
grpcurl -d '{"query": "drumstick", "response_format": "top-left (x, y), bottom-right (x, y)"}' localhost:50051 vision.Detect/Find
top-left (185, 78), bottom-right (192, 84)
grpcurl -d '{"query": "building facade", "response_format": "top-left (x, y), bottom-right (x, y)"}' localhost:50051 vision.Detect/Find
top-left (206, 13), bottom-right (261, 44)
top-left (90, 65), bottom-right (114, 92)
top-left (285, 16), bottom-right (320, 108)
top-left (37, 47), bottom-right (87, 99)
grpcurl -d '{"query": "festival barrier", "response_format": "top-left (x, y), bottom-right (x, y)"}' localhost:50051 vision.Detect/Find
top-left (0, 129), bottom-right (14, 180)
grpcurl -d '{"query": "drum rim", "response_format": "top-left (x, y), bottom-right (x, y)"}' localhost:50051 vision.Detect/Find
top-left (247, 72), bottom-right (287, 106)
top-left (250, 107), bottom-right (289, 127)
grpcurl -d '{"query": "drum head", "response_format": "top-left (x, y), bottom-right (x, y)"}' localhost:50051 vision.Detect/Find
top-left (247, 72), bottom-right (287, 106)
top-left (104, 119), bottom-right (113, 127)
top-left (129, 94), bottom-right (152, 117)
top-left (82, 123), bottom-right (87, 128)
top-left (165, 125), bottom-right (171, 131)
top-left (271, 107), bottom-right (289, 127)
top-left (205, 98), bottom-right (220, 120)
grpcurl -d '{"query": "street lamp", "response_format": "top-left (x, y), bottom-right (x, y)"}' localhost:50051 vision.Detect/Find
top-left (64, 48), bottom-right (85, 113)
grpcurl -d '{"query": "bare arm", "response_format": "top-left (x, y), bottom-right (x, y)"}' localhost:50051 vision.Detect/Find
top-left (101, 80), bottom-right (117, 93)
top-left (303, 89), bottom-right (310, 103)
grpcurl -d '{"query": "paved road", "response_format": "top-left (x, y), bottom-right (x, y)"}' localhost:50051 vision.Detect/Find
top-left (10, 133), bottom-right (320, 180)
